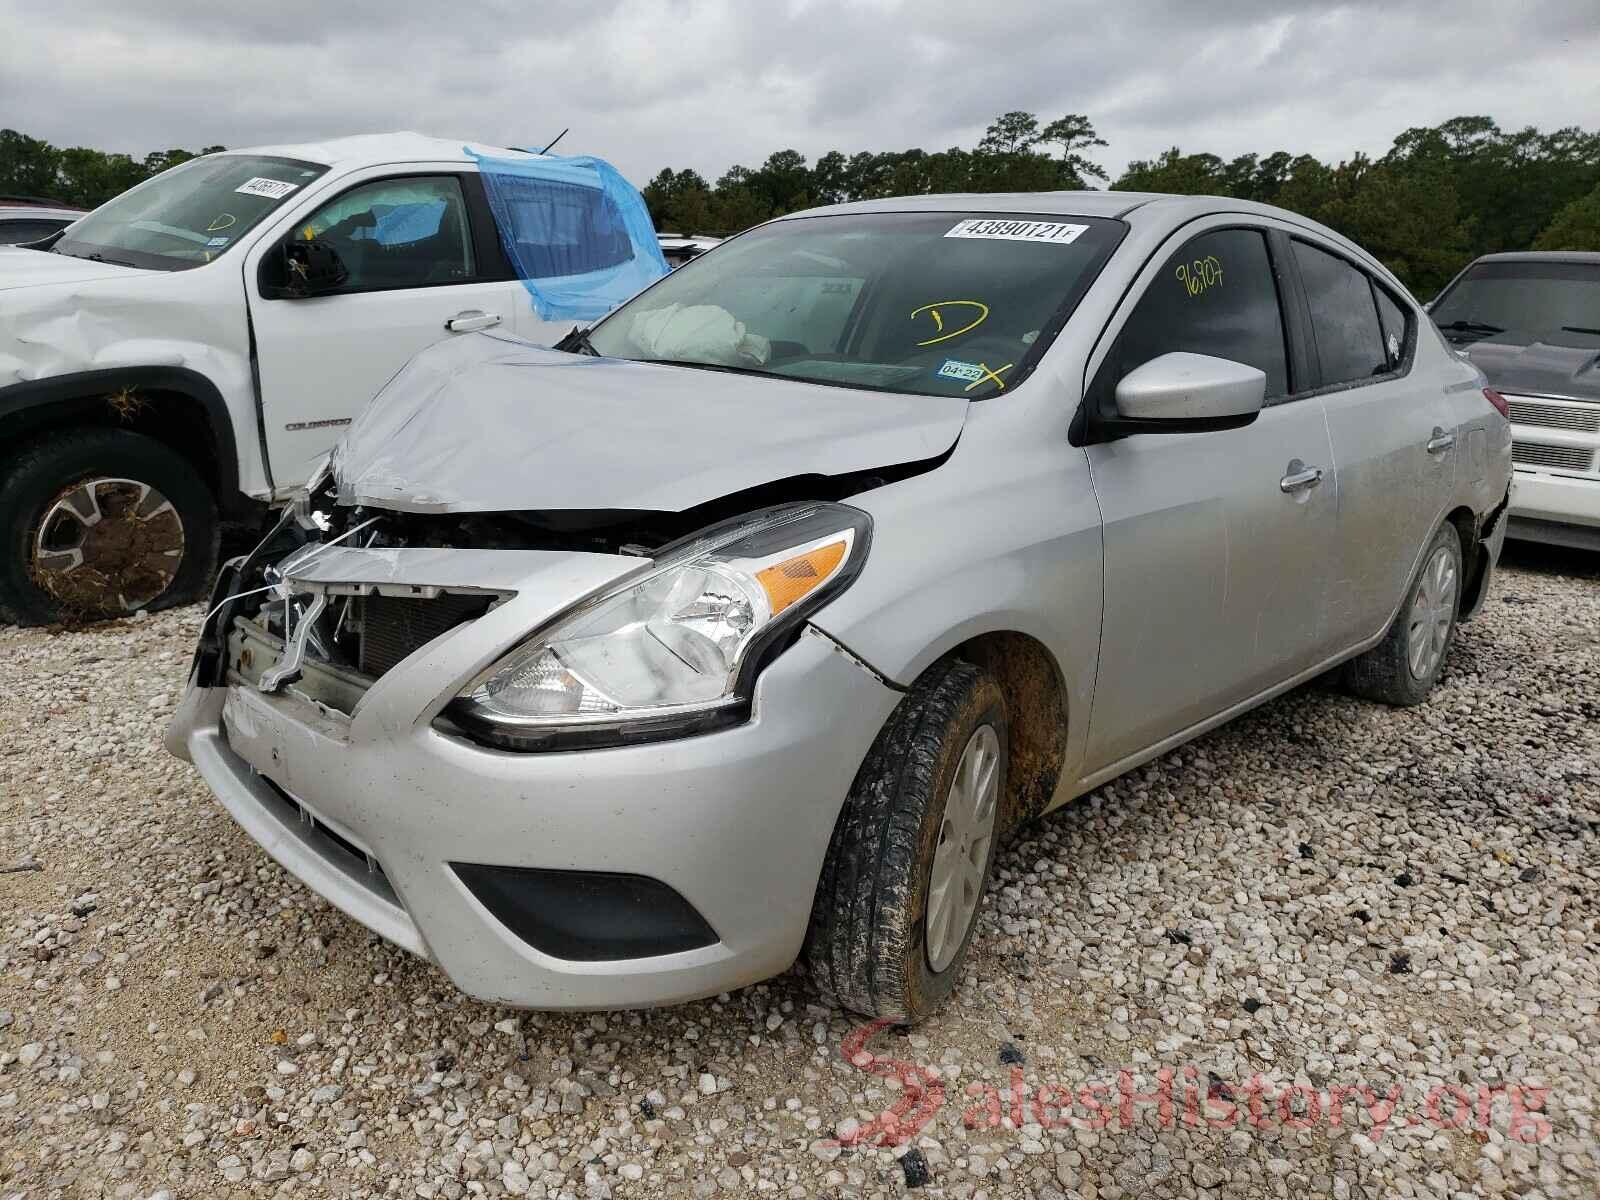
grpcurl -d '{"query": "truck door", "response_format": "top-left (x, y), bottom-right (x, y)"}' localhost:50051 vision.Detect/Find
top-left (245, 171), bottom-right (529, 492)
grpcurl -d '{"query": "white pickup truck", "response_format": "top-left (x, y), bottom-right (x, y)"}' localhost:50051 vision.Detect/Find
top-left (0, 132), bottom-right (666, 624)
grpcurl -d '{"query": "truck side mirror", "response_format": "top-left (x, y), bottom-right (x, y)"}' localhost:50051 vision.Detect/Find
top-left (262, 238), bottom-right (349, 299)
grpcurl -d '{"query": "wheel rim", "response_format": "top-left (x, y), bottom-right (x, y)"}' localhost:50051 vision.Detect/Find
top-left (1406, 543), bottom-right (1457, 680)
top-left (925, 723), bottom-right (1000, 973)
top-left (31, 477), bottom-right (185, 614)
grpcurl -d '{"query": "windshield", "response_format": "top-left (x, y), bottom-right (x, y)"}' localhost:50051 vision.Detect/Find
top-left (1432, 260), bottom-right (1600, 343)
top-left (54, 154), bottom-right (328, 271)
top-left (586, 211), bottom-right (1124, 398)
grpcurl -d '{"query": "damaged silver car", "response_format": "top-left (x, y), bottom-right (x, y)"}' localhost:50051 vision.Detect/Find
top-left (167, 193), bottom-right (1512, 1021)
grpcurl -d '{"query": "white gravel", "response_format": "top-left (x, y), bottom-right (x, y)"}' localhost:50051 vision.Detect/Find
top-left (2, 546), bottom-right (1597, 1199)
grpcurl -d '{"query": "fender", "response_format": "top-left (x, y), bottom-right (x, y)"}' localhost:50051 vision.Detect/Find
top-left (0, 366), bottom-right (244, 512)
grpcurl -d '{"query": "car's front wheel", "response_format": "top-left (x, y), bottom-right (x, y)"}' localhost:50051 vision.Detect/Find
top-left (805, 658), bottom-right (1007, 1022)
top-left (1344, 520), bottom-right (1463, 706)
top-left (0, 429), bottom-right (219, 626)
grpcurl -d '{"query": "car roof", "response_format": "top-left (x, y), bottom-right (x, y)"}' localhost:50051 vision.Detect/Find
top-left (0, 205), bottom-right (82, 221)
top-left (213, 131), bottom-right (542, 169)
top-left (1468, 250), bottom-right (1600, 266)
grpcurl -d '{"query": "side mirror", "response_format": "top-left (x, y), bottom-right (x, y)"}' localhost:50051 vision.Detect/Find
top-left (265, 238), bottom-right (349, 299)
top-left (1112, 352), bottom-right (1266, 431)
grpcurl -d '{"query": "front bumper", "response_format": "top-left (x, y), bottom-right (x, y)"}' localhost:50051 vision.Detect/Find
top-left (165, 549), bottom-right (902, 1010)
top-left (1508, 468), bottom-right (1600, 549)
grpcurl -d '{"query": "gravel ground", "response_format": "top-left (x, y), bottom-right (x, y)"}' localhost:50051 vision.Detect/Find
top-left (2, 545), bottom-right (1597, 1200)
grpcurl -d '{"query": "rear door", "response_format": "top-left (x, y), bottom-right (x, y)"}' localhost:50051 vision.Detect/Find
top-left (1291, 238), bottom-right (1455, 646)
top-left (1082, 222), bottom-right (1338, 774)
top-left (245, 168), bottom-right (529, 492)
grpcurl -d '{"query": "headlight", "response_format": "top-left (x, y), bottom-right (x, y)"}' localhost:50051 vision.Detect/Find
top-left (450, 502), bottom-right (871, 750)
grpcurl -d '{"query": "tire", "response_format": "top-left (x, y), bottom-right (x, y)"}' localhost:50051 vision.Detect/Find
top-left (0, 429), bottom-right (219, 626)
top-left (1343, 521), bottom-right (1463, 706)
top-left (805, 658), bottom-right (1007, 1023)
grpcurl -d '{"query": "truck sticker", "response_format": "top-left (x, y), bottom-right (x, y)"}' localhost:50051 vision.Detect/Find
top-left (236, 177), bottom-right (300, 200)
top-left (944, 218), bottom-right (1088, 245)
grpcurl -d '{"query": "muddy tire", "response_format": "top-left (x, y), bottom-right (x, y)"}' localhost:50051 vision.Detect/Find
top-left (805, 658), bottom-right (1007, 1023)
top-left (1343, 521), bottom-right (1463, 706)
top-left (0, 429), bottom-right (218, 626)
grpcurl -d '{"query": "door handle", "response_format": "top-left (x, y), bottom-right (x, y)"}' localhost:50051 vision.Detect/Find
top-left (1279, 459), bottom-right (1324, 495)
top-left (1426, 427), bottom-right (1456, 455)
top-left (445, 310), bottom-right (501, 333)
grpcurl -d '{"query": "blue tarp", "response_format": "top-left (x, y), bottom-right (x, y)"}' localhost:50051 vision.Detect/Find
top-left (466, 148), bottom-right (669, 322)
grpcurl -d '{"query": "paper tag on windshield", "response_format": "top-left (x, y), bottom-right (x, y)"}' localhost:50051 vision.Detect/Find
top-left (235, 177), bottom-right (299, 200)
top-left (945, 218), bottom-right (1088, 245)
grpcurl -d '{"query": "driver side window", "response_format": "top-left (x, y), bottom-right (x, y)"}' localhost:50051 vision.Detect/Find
top-left (287, 175), bottom-right (475, 293)
top-left (1110, 228), bottom-right (1290, 399)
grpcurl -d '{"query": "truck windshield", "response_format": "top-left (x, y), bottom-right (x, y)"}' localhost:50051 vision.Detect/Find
top-left (1432, 260), bottom-right (1600, 343)
top-left (52, 154), bottom-right (328, 272)
top-left (586, 211), bottom-right (1124, 399)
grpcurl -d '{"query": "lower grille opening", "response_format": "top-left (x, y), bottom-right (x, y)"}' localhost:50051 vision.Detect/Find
top-left (1512, 441), bottom-right (1594, 472)
top-left (257, 777), bottom-right (399, 907)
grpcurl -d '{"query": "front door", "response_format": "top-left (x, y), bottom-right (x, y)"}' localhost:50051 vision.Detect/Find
top-left (247, 172), bottom-right (528, 491)
top-left (1083, 225), bottom-right (1337, 774)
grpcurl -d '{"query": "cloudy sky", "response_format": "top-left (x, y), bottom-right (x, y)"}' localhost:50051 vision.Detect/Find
top-left (4, 0), bottom-right (1597, 186)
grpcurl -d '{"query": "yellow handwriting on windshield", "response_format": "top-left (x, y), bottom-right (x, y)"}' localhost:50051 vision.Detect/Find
top-left (911, 300), bottom-right (989, 346)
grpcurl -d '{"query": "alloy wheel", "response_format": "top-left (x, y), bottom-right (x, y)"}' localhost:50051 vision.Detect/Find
top-left (1406, 543), bottom-right (1457, 680)
top-left (926, 723), bottom-right (1000, 973)
top-left (32, 477), bottom-right (185, 615)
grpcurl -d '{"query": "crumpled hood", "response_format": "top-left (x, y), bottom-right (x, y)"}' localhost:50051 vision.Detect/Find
top-left (0, 245), bottom-right (146, 292)
top-left (1463, 333), bottom-right (1600, 403)
top-left (332, 332), bottom-right (969, 513)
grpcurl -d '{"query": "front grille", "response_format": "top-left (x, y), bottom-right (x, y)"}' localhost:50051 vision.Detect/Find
top-left (1506, 399), bottom-right (1600, 433)
top-left (1512, 441), bottom-right (1595, 472)
top-left (357, 592), bottom-right (495, 677)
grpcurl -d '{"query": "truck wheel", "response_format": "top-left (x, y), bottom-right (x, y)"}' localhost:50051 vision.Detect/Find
top-left (805, 659), bottom-right (1007, 1023)
top-left (0, 429), bottom-right (219, 626)
top-left (1343, 521), bottom-right (1463, 706)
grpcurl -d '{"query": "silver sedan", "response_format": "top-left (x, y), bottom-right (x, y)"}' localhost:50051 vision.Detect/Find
top-left (168, 192), bottom-right (1512, 1022)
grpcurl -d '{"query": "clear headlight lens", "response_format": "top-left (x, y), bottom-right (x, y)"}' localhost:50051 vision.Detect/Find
top-left (452, 503), bottom-right (870, 749)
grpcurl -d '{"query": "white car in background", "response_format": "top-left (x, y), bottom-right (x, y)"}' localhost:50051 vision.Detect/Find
top-left (0, 133), bottom-right (666, 624)
top-left (0, 196), bottom-right (84, 244)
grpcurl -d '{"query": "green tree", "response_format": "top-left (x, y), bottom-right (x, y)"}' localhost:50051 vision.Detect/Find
top-left (1039, 114), bottom-right (1108, 186)
top-left (978, 111), bottom-right (1042, 156)
top-left (0, 128), bottom-right (62, 198)
top-left (1534, 183), bottom-right (1600, 251)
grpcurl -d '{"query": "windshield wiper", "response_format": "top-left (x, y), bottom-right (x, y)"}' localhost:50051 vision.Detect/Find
top-left (554, 325), bottom-right (600, 356)
top-left (632, 358), bottom-right (772, 378)
top-left (51, 247), bottom-right (141, 269)
top-left (1561, 325), bottom-right (1600, 336)
top-left (1436, 318), bottom-right (1505, 337)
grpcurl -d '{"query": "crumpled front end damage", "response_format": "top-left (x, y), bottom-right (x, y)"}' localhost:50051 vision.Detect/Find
top-left (162, 338), bottom-right (962, 1007)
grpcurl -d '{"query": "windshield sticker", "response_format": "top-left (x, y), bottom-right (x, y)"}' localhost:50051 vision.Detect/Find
top-left (1176, 255), bottom-right (1224, 297)
top-left (937, 359), bottom-right (988, 383)
top-left (206, 235), bottom-right (230, 248)
top-left (945, 218), bottom-right (1088, 245)
top-left (235, 177), bottom-right (300, 200)
top-left (912, 299), bottom-right (990, 346)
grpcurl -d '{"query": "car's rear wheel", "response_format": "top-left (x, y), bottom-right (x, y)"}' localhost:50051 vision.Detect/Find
top-left (805, 658), bottom-right (1007, 1023)
top-left (0, 429), bottom-right (218, 626)
top-left (1343, 521), bottom-right (1463, 706)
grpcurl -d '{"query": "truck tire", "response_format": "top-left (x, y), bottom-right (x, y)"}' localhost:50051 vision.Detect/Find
top-left (805, 658), bottom-right (1007, 1023)
top-left (0, 429), bottom-right (219, 626)
top-left (1342, 521), bottom-right (1463, 706)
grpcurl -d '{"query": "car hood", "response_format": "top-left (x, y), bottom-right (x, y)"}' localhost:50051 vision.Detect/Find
top-left (0, 245), bottom-right (147, 292)
top-left (1461, 332), bottom-right (1600, 403)
top-left (332, 332), bottom-right (970, 514)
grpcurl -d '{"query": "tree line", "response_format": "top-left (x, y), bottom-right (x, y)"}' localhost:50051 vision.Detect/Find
top-left (642, 112), bottom-right (1600, 295)
top-left (6, 112), bottom-right (1598, 296)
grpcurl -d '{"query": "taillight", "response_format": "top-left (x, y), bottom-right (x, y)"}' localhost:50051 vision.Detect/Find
top-left (1484, 387), bottom-right (1509, 419)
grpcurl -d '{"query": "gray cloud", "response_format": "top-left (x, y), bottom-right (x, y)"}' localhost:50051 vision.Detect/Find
top-left (3, 0), bottom-right (1596, 188)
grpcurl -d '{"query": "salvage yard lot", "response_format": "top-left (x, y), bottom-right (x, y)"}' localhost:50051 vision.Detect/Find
top-left (2, 549), bottom-right (1597, 1200)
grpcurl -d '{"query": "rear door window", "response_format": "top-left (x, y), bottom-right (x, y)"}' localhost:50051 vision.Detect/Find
top-left (1293, 240), bottom-right (1387, 386)
top-left (1372, 283), bottom-right (1409, 371)
top-left (1109, 227), bottom-right (1290, 398)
